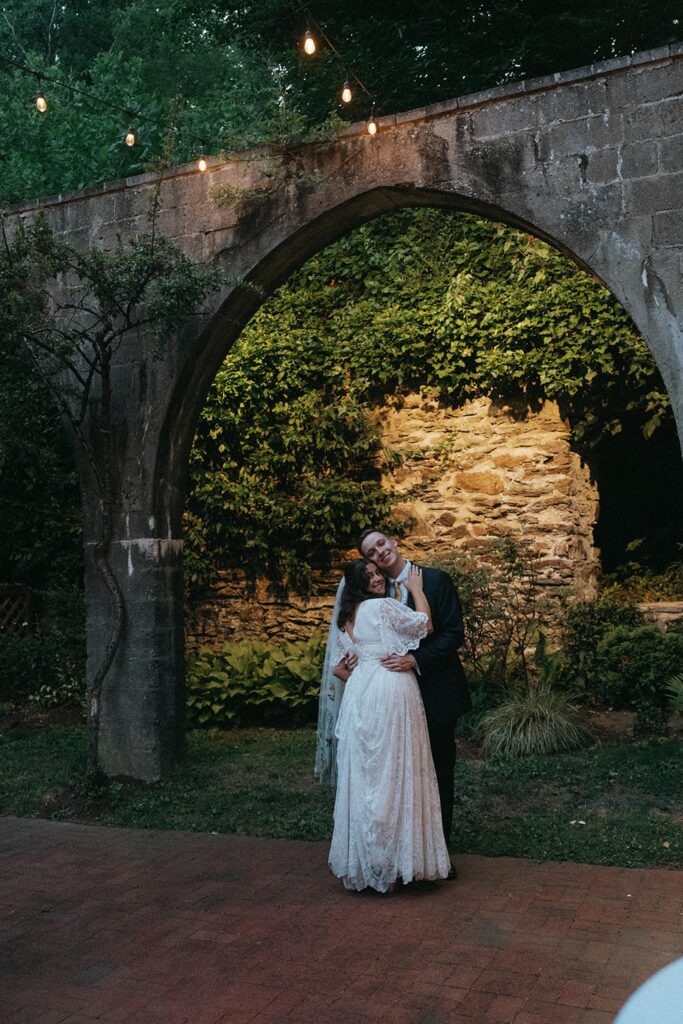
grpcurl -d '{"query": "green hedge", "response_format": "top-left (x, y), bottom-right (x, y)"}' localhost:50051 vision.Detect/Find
top-left (186, 635), bottom-right (326, 727)
top-left (594, 626), bottom-right (683, 732)
top-left (560, 598), bottom-right (683, 732)
top-left (560, 597), bottom-right (644, 696)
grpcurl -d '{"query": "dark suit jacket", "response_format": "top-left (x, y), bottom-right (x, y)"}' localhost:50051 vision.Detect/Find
top-left (406, 566), bottom-right (471, 723)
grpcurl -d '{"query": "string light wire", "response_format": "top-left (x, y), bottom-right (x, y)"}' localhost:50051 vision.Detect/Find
top-left (1, 52), bottom-right (214, 159)
top-left (291, 2), bottom-right (380, 134)
top-left (291, 0), bottom-right (375, 104)
top-left (1, 6), bottom-right (380, 162)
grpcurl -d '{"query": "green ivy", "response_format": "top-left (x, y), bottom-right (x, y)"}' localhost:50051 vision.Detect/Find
top-left (186, 209), bottom-right (672, 591)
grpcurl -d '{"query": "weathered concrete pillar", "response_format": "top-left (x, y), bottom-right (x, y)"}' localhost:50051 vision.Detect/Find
top-left (76, 348), bottom-right (190, 779)
top-left (85, 533), bottom-right (185, 780)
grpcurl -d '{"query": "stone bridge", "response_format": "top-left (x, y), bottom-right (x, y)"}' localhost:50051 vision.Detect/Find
top-left (9, 43), bottom-right (683, 779)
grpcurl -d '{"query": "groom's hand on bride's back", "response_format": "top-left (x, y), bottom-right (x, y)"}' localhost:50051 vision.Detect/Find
top-left (380, 653), bottom-right (417, 673)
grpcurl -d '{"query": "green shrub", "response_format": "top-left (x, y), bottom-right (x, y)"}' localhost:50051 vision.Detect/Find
top-left (28, 661), bottom-right (84, 709)
top-left (0, 582), bottom-right (85, 705)
top-left (479, 685), bottom-right (591, 759)
top-left (0, 628), bottom-right (63, 702)
top-left (593, 626), bottom-right (683, 732)
top-left (186, 635), bottom-right (326, 727)
top-left (560, 598), bottom-right (644, 697)
top-left (434, 537), bottom-right (547, 689)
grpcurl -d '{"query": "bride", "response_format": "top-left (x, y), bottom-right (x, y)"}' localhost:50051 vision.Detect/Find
top-left (327, 558), bottom-right (451, 893)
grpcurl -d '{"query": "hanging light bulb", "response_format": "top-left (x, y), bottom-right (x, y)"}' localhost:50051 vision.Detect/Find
top-left (303, 29), bottom-right (316, 55)
top-left (197, 155), bottom-right (208, 173)
top-left (367, 111), bottom-right (378, 136)
top-left (341, 79), bottom-right (353, 104)
top-left (125, 128), bottom-right (136, 147)
top-left (35, 90), bottom-right (47, 113)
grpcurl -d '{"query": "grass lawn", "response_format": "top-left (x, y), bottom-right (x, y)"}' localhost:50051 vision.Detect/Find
top-left (1, 724), bottom-right (681, 868)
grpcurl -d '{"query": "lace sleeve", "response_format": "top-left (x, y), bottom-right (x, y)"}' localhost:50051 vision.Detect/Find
top-left (378, 599), bottom-right (429, 656)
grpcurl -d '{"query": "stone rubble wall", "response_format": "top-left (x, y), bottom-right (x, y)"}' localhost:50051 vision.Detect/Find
top-left (186, 395), bottom-right (600, 649)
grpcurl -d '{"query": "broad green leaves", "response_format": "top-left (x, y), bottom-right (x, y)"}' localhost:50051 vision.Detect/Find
top-left (185, 634), bottom-right (326, 726)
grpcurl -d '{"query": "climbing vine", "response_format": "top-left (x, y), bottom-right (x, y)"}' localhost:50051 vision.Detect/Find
top-left (185, 208), bottom-right (673, 591)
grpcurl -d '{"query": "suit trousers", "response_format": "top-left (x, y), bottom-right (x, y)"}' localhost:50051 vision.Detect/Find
top-left (426, 715), bottom-right (457, 844)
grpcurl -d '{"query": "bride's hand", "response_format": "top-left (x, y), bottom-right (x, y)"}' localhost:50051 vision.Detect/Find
top-left (333, 652), bottom-right (357, 682)
top-left (404, 565), bottom-right (424, 594)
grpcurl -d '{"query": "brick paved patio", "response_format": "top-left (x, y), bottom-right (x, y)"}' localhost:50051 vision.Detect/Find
top-left (1, 817), bottom-right (681, 1024)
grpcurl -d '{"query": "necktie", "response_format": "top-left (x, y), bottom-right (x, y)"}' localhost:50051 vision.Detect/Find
top-left (394, 580), bottom-right (403, 603)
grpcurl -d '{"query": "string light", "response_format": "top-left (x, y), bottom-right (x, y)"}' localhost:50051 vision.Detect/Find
top-left (303, 28), bottom-right (317, 55)
top-left (2, 8), bottom-right (378, 163)
top-left (296, 6), bottom-right (376, 127)
top-left (1, 54), bottom-right (217, 163)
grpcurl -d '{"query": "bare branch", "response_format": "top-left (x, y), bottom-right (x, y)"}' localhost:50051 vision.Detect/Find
top-left (75, 359), bottom-right (99, 426)
top-left (2, 12), bottom-right (29, 59)
top-left (54, 301), bottom-right (106, 321)
top-left (22, 343), bottom-right (105, 496)
top-left (46, 0), bottom-right (58, 64)
top-left (26, 323), bottom-right (98, 372)
top-left (25, 329), bottom-right (97, 384)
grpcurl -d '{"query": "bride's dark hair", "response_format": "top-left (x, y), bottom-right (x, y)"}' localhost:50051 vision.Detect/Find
top-left (337, 558), bottom-right (383, 629)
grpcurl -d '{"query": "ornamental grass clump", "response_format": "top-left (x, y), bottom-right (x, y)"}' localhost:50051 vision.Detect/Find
top-left (479, 685), bottom-right (592, 759)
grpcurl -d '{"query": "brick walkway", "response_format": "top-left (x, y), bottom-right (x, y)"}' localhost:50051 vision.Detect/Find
top-left (1, 818), bottom-right (681, 1024)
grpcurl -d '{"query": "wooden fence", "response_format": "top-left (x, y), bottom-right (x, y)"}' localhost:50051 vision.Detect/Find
top-left (0, 585), bottom-right (32, 633)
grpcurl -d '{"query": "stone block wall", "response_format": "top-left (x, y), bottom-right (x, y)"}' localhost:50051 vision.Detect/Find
top-left (186, 395), bottom-right (600, 649)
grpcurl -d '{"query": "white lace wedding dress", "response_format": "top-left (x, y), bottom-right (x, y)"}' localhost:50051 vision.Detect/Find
top-left (328, 597), bottom-right (451, 892)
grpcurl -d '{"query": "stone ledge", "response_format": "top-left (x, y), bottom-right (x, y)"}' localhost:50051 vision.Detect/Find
top-left (637, 601), bottom-right (683, 630)
top-left (6, 44), bottom-right (681, 216)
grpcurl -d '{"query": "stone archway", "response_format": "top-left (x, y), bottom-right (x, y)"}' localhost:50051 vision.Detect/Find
top-left (8, 44), bottom-right (683, 778)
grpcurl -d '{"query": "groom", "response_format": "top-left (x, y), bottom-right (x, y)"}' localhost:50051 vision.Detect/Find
top-left (358, 529), bottom-right (471, 851)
